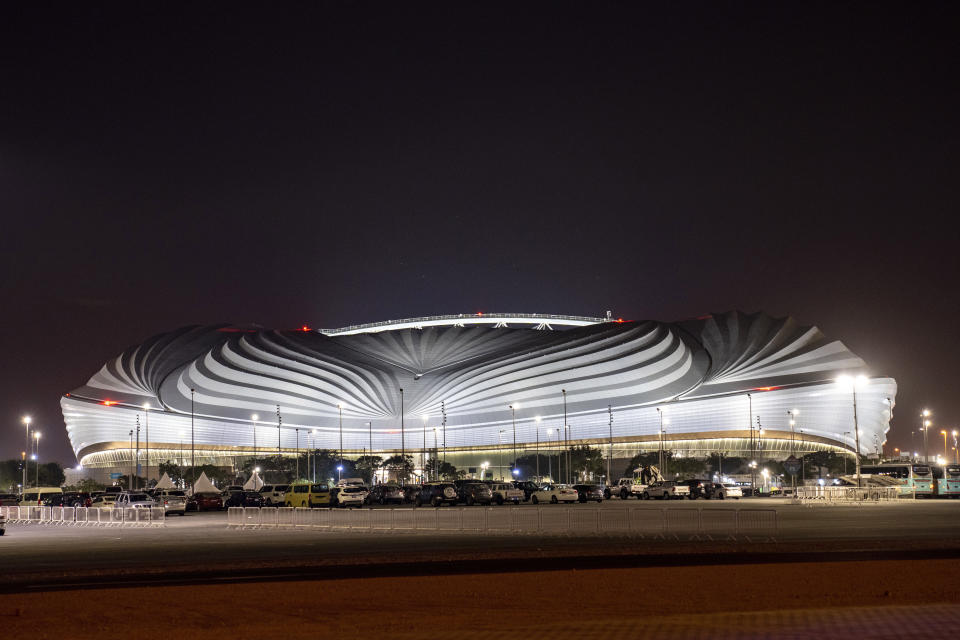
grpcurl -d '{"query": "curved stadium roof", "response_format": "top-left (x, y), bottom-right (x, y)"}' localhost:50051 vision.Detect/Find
top-left (62, 311), bottom-right (895, 466)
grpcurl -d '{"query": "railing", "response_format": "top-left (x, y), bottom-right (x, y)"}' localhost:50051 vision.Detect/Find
top-left (0, 505), bottom-right (165, 527)
top-left (794, 486), bottom-right (907, 502)
top-left (227, 506), bottom-right (778, 540)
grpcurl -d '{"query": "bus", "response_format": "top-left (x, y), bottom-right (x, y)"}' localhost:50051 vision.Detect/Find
top-left (860, 463), bottom-right (934, 497)
top-left (931, 464), bottom-right (960, 498)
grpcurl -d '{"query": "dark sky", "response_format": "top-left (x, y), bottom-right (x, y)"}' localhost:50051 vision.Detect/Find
top-left (1, 2), bottom-right (957, 464)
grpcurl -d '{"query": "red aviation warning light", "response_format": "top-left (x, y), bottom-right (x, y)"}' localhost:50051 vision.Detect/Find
top-left (301, 325), bottom-right (311, 332)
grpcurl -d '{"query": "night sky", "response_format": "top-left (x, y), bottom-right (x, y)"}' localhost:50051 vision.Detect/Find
top-left (2, 3), bottom-right (957, 464)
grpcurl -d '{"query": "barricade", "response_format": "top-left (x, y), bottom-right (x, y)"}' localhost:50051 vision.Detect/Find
top-left (737, 509), bottom-right (778, 541)
top-left (512, 507), bottom-right (539, 533)
top-left (74, 507), bottom-right (89, 526)
top-left (276, 507), bottom-right (295, 527)
top-left (569, 508), bottom-right (600, 534)
top-left (227, 507), bottom-right (244, 528)
top-left (796, 486), bottom-right (902, 502)
top-left (665, 509), bottom-right (701, 539)
top-left (225, 505), bottom-right (780, 540)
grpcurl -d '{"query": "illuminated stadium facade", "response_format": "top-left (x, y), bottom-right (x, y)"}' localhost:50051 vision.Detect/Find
top-left (61, 311), bottom-right (896, 480)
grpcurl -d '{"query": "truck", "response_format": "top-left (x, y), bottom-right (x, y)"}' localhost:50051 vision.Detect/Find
top-left (606, 465), bottom-right (663, 499)
top-left (643, 480), bottom-right (691, 500)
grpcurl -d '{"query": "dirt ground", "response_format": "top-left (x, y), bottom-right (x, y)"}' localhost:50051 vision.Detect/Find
top-left (3, 558), bottom-right (959, 639)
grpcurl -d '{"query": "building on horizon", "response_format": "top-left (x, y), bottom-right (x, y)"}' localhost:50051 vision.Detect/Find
top-left (60, 311), bottom-right (896, 482)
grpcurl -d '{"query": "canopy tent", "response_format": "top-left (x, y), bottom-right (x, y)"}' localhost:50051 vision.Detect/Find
top-left (154, 472), bottom-right (176, 490)
top-left (191, 471), bottom-right (219, 494)
top-left (243, 471), bottom-right (263, 491)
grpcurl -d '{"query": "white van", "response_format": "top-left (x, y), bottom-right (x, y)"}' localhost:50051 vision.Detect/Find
top-left (19, 487), bottom-right (63, 506)
top-left (336, 477), bottom-right (366, 488)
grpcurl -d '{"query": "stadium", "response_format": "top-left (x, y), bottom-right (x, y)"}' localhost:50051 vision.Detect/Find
top-left (61, 311), bottom-right (896, 482)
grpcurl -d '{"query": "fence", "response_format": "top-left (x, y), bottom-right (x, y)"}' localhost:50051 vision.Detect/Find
top-left (794, 486), bottom-right (907, 502)
top-left (0, 505), bottom-right (165, 527)
top-left (228, 506), bottom-right (778, 540)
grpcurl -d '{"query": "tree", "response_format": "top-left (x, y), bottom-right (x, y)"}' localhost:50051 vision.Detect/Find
top-left (512, 454), bottom-right (552, 480)
top-left (382, 454), bottom-right (414, 483)
top-left (354, 455), bottom-right (383, 485)
top-left (569, 445), bottom-right (605, 481)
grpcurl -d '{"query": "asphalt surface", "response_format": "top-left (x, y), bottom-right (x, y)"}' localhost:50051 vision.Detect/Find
top-left (2, 498), bottom-right (959, 592)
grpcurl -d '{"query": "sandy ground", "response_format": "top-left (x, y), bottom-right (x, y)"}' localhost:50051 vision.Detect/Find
top-left (2, 558), bottom-right (959, 639)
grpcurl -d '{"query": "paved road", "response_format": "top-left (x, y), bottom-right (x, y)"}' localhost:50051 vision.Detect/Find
top-left (2, 498), bottom-right (959, 591)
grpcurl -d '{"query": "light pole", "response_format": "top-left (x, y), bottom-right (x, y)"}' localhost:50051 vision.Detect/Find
top-left (535, 416), bottom-right (542, 480)
top-left (276, 405), bottom-right (282, 478)
top-left (441, 401), bottom-right (447, 467)
top-left (251, 413), bottom-right (259, 474)
top-left (747, 393), bottom-right (755, 493)
top-left (432, 428), bottom-right (439, 480)
top-left (607, 406), bottom-right (613, 487)
top-left (399, 388), bottom-right (405, 485)
top-left (311, 429), bottom-right (318, 483)
top-left (33, 431), bottom-right (41, 488)
top-left (509, 404), bottom-right (518, 477)
top-left (295, 428), bottom-right (300, 479)
top-left (143, 403), bottom-right (150, 486)
top-left (837, 375), bottom-right (866, 487)
top-left (190, 388), bottom-right (196, 489)
top-left (498, 429), bottom-right (506, 480)
top-left (843, 432), bottom-right (851, 474)
top-left (338, 404), bottom-right (344, 474)
top-left (555, 427), bottom-right (561, 482)
top-left (135, 415), bottom-right (141, 489)
top-left (942, 430), bottom-right (949, 460)
top-left (562, 389), bottom-right (568, 484)
top-left (546, 428), bottom-right (554, 480)
top-left (787, 409), bottom-right (798, 493)
top-left (129, 429), bottom-right (134, 489)
top-left (921, 409), bottom-right (931, 462)
top-left (656, 407), bottom-right (664, 471)
top-left (22, 416), bottom-right (31, 491)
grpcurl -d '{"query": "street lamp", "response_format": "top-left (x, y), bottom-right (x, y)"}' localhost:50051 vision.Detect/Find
top-left (546, 428), bottom-right (554, 480)
top-left (787, 409), bottom-right (799, 492)
top-left (433, 428), bottom-right (439, 480)
top-left (498, 430), bottom-right (506, 480)
top-left (337, 464), bottom-right (343, 482)
top-left (251, 414), bottom-right (259, 472)
top-left (22, 416), bottom-right (31, 491)
top-left (143, 403), bottom-right (151, 486)
top-left (837, 374), bottom-right (867, 487)
top-left (942, 430), bottom-right (949, 460)
top-left (535, 416), bottom-right (542, 480)
top-left (338, 404), bottom-right (344, 474)
top-left (509, 404), bottom-right (518, 477)
top-left (33, 431), bottom-right (41, 487)
top-left (922, 409), bottom-right (931, 462)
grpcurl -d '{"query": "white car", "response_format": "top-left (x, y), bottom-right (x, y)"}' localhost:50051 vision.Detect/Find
top-left (90, 495), bottom-right (117, 509)
top-left (643, 481), bottom-right (691, 500)
top-left (154, 490), bottom-right (188, 515)
top-left (259, 484), bottom-right (290, 506)
top-left (114, 492), bottom-right (156, 509)
top-left (336, 477), bottom-right (366, 488)
top-left (713, 483), bottom-right (742, 500)
top-left (530, 484), bottom-right (579, 504)
top-left (491, 483), bottom-right (524, 505)
top-left (330, 486), bottom-right (368, 507)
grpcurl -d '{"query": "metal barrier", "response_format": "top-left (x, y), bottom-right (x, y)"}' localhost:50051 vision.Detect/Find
top-left (795, 486), bottom-right (904, 502)
top-left (0, 504), bottom-right (164, 527)
top-left (226, 506), bottom-right (778, 539)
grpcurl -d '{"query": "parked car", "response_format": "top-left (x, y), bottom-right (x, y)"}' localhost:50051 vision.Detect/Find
top-left (62, 491), bottom-right (93, 508)
top-left (402, 485), bottom-right (421, 504)
top-left (219, 488), bottom-right (245, 508)
top-left (608, 477), bottom-right (647, 500)
top-left (0, 493), bottom-right (20, 507)
top-left (224, 490), bottom-right (265, 508)
top-left (283, 483), bottom-right (330, 508)
top-left (187, 492), bottom-right (223, 512)
top-left (414, 483), bottom-right (459, 507)
top-left (490, 483), bottom-right (524, 505)
top-left (336, 477), bottom-right (367, 488)
top-left (154, 489), bottom-right (188, 515)
top-left (90, 495), bottom-right (117, 509)
top-left (19, 487), bottom-right (62, 506)
top-left (457, 481), bottom-right (493, 506)
top-left (572, 484), bottom-right (605, 503)
top-left (40, 494), bottom-right (70, 507)
top-left (0, 511), bottom-right (5, 536)
top-left (512, 480), bottom-right (540, 501)
top-left (710, 483), bottom-right (743, 500)
top-left (643, 481), bottom-right (691, 500)
top-left (258, 484), bottom-right (290, 506)
top-left (366, 484), bottom-right (405, 505)
top-left (115, 492), bottom-right (156, 509)
top-left (530, 484), bottom-right (579, 504)
top-left (680, 479), bottom-right (714, 500)
top-left (329, 486), bottom-right (367, 507)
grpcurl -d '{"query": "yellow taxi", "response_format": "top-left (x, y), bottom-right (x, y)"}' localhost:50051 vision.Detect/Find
top-left (283, 482), bottom-right (331, 508)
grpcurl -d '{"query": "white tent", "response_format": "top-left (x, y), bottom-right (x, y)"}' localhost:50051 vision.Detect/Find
top-left (191, 471), bottom-right (219, 494)
top-left (155, 472), bottom-right (175, 490)
top-left (243, 471), bottom-right (264, 491)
